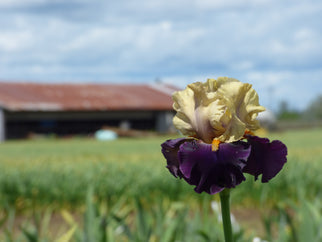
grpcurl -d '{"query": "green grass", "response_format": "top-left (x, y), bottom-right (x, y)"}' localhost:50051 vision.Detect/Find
top-left (0, 128), bottom-right (321, 241)
top-left (0, 128), bottom-right (321, 209)
top-left (0, 137), bottom-right (176, 208)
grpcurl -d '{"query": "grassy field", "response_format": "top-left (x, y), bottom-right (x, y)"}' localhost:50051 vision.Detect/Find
top-left (0, 135), bottom-right (189, 208)
top-left (0, 128), bottom-right (321, 241)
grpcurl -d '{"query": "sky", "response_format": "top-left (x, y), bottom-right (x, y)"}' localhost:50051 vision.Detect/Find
top-left (0, 0), bottom-right (321, 111)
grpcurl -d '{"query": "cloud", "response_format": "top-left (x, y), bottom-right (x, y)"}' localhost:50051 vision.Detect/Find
top-left (0, 0), bottom-right (321, 110)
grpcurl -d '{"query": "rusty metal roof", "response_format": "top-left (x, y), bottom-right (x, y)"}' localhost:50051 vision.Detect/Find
top-left (0, 82), bottom-right (178, 111)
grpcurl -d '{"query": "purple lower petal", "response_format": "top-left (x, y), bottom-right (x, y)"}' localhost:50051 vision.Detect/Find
top-left (243, 135), bottom-right (287, 182)
top-left (210, 185), bottom-right (225, 194)
top-left (161, 138), bottom-right (192, 178)
top-left (178, 140), bottom-right (251, 194)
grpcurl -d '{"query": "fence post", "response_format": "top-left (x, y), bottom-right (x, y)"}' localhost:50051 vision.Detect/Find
top-left (0, 108), bottom-right (5, 142)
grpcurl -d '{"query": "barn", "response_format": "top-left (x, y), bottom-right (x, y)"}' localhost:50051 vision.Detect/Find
top-left (0, 82), bottom-right (178, 141)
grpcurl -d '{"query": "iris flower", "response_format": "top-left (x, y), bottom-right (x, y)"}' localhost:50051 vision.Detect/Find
top-left (161, 77), bottom-right (287, 195)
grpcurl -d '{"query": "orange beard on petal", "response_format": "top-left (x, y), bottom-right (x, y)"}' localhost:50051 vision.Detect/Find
top-left (211, 139), bottom-right (221, 151)
top-left (244, 129), bottom-right (254, 136)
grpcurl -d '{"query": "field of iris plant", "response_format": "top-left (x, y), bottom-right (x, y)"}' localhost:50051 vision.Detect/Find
top-left (0, 128), bottom-right (321, 241)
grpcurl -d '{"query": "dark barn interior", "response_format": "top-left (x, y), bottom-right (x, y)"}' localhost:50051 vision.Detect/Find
top-left (0, 82), bottom-right (177, 140)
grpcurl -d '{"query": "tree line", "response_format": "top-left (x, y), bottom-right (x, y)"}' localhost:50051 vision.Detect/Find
top-left (278, 95), bottom-right (322, 121)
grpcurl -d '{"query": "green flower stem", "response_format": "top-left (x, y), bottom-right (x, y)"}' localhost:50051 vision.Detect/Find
top-left (220, 189), bottom-right (233, 242)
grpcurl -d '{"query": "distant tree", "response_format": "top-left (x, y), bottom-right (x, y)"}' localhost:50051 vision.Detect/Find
top-left (278, 100), bottom-right (289, 114)
top-left (277, 100), bottom-right (301, 120)
top-left (305, 95), bottom-right (322, 120)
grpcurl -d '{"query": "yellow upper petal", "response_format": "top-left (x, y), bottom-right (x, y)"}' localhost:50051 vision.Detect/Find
top-left (172, 85), bottom-right (197, 137)
top-left (172, 77), bottom-right (265, 143)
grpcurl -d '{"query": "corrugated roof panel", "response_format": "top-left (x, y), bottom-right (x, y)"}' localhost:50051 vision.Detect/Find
top-left (0, 82), bottom-right (178, 111)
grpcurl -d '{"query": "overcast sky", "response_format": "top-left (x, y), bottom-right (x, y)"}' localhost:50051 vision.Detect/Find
top-left (0, 0), bottom-right (321, 111)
